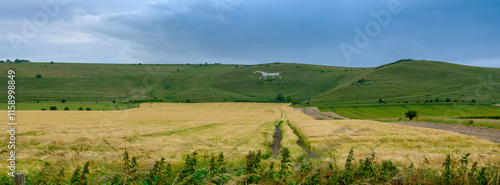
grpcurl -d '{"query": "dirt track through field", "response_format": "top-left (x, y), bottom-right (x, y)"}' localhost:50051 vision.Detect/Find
top-left (391, 121), bottom-right (500, 143)
top-left (294, 107), bottom-right (349, 120)
top-left (271, 121), bottom-right (283, 155)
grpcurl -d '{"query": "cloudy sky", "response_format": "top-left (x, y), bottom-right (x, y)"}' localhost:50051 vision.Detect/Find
top-left (1, 0), bottom-right (499, 67)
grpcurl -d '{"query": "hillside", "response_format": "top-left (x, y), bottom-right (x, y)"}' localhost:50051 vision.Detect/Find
top-left (0, 62), bottom-right (364, 103)
top-left (1, 60), bottom-right (499, 106)
top-left (310, 60), bottom-right (500, 105)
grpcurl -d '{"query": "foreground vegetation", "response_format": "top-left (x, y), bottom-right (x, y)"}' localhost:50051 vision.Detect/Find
top-left (2, 149), bottom-right (499, 184)
top-left (1, 103), bottom-right (499, 184)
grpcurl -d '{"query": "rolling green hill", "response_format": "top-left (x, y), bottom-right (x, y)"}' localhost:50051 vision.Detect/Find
top-left (0, 62), bottom-right (364, 104)
top-left (1, 60), bottom-right (499, 108)
top-left (310, 60), bottom-right (500, 105)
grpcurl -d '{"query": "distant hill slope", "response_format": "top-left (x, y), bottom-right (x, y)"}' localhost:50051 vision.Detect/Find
top-left (0, 62), bottom-right (364, 103)
top-left (1, 60), bottom-right (499, 105)
top-left (310, 60), bottom-right (500, 105)
top-left (164, 63), bottom-right (365, 102)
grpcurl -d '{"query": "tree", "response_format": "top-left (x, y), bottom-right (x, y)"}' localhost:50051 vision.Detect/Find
top-left (276, 94), bottom-right (285, 102)
top-left (61, 99), bottom-right (66, 103)
top-left (36, 74), bottom-right (42, 78)
top-left (50, 106), bottom-right (57, 110)
top-left (112, 100), bottom-right (116, 103)
top-left (78, 107), bottom-right (83, 111)
top-left (379, 99), bottom-right (383, 103)
top-left (405, 110), bottom-right (418, 120)
top-left (286, 96), bottom-right (292, 102)
top-left (64, 107), bottom-right (69, 110)
top-left (445, 98), bottom-right (451, 102)
top-left (435, 98), bottom-right (440, 102)
top-left (291, 100), bottom-right (299, 105)
top-left (50, 61), bottom-right (54, 64)
top-left (86, 108), bottom-right (91, 111)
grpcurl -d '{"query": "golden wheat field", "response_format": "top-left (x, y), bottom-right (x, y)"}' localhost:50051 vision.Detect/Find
top-left (1, 103), bottom-right (499, 175)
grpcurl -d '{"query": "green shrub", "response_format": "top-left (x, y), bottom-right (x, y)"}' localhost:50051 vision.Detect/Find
top-left (405, 110), bottom-right (418, 120)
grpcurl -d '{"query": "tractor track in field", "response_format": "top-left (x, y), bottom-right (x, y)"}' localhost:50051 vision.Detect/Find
top-left (271, 121), bottom-right (283, 156)
top-left (392, 121), bottom-right (500, 144)
top-left (294, 107), bottom-right (349, 120)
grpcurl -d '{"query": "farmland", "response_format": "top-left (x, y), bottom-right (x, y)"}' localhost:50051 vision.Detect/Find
top-left (1, 103), bottom-right (499, 184)
top-left (1, 60), bottom-right (499, 106)
top-left (320, 104), bottom-right (500, 119)
top-left (1, 60), bottom-right (500, 183)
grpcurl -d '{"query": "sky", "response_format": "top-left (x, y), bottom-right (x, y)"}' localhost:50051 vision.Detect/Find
top-left (1, 0), bottom-right (499, 67)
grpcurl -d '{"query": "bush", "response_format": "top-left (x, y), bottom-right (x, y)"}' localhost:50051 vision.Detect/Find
top-left (78, 107), bottom-right (83, 111)
top-left (86, 108), bottom-right (91, 111)
top-left (61, 99), bottom-right (65, 103)
top-left (36, 74), bottom-right (42, 78)
top-left (276, 94), bottom-right (285, 102)
top-left (291, 100), bottom-right (299, 105)
top-left (112, 100), bottom-right (116, 103)
top-left (64, 107), bottom-right (69, 111)
top-left (405, 110), bottom-right (418, 120)
top-left (41, 108), bottom-right (46, 111)
top-left (50, 106), bottom-right (57, 110)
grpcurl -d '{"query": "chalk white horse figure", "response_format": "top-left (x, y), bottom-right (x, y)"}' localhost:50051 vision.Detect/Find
top-left (254, 71), bottom-right (281, 79)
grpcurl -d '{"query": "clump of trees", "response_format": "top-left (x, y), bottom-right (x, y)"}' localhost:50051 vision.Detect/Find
top-left (1, 59), bottom-right (31, 63)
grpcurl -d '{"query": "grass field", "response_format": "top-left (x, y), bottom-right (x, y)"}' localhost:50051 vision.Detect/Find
top-left (1, 103), bottom-right (499, 184)
top-left (319, 104), bottom-right (500, 119)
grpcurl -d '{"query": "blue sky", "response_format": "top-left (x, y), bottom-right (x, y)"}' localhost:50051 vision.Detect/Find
top-left (1, 0), bottom-right (499, 67)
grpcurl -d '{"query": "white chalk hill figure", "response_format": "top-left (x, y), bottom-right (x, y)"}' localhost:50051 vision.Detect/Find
top-left (254, 71), bottom-right (281, 80)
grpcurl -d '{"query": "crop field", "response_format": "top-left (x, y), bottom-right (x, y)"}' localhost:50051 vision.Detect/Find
top-left (0, 103), bottom-right (284, 171)
top-left (1, 103), bottom-right (499, 184)
top-left (285, 108), bottom-right (500, 168)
